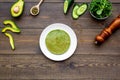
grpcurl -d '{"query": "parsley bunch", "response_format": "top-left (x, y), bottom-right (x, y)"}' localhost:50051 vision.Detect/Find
top-left (90, 0), bottom-right (112, 18)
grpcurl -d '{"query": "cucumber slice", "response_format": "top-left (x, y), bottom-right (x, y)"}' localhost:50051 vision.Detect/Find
top-left (77, 3), bottom-right (88, 16)
top-left (64, 0), bottom-right (69, 14)
top-left (64, 0), bottom-right (74, 14)
top-left (72, 4), bottom-right (79, 19)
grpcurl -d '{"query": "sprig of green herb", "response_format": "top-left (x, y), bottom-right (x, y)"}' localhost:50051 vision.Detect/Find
top-left (90, 0), bottom-right (112, 18)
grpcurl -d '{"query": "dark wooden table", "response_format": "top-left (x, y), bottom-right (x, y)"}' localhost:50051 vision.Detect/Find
top-left (0, 0), bottom-right (120, 79)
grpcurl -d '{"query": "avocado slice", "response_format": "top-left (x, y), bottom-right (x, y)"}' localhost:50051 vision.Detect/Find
top-left (11, 0), bottom-right (24, 17)
top-left (5, 33), bottom-right (15, 50)
top-left (3, 20), bottom-right (20, 30)
top-left (2, 26), bottom-right (21, 33)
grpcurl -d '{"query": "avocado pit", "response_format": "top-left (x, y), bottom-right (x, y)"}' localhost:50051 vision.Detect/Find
top-left (13, 6), bottom-right (20, 13)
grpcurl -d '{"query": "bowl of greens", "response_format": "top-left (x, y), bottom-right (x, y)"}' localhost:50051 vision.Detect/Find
top-left (89, 0), bottom-right (112, 20)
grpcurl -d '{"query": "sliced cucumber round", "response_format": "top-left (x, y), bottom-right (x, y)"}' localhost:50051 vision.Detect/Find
top-left (77, 3), bottom-right (88, 16)
top-left (72, 4), bottom-right (79, 19)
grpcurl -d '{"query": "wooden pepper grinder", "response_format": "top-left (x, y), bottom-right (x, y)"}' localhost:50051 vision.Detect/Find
top-left (95, 15), bottom-right (120, 44)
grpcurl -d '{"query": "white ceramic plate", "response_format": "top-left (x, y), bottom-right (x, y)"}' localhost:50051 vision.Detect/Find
top-left (39, 23), bottom-right (77, 61)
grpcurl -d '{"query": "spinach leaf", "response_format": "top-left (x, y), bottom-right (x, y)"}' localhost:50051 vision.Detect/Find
top-left (90, 0), bottom-right (112, 18)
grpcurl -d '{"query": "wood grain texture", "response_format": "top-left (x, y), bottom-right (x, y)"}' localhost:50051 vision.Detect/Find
top-left (0, 0), bottom-right (120, 80)
top-left (0, 0), bottom-right (120, 3)
top-left (0, 55), bottom-right (120, 79)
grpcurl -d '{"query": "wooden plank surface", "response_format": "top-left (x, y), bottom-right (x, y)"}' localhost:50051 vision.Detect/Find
top-left (0, 0), bottom-right (120, 3)
top-left (0, 0), bottom-right (120, 80)
top-left (0, 55), bottom-right (120, 79)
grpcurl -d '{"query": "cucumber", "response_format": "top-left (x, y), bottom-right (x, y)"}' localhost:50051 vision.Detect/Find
top-left (77, 3), bottom-right (88, 16)
top-left (72, 3), bottom-right (88, 19)
top-left (72, 4), bottom-right (79, 19)
top-left (64, 0), bottom-right (74, 14)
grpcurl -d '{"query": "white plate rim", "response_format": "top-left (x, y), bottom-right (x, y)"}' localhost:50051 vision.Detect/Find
top-left (39, 23), bottom-right (77, 61)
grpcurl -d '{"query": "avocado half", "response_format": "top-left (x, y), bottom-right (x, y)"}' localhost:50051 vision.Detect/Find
top-left (11, 0), bottom-right (24, 17)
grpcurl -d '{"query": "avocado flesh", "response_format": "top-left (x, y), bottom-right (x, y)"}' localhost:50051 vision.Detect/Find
top-left (11, 0), bottom-right (24, 17)
top-left (3, 20), bottom-right (20, 30)
top-left (2, 20), bottom-right (21, 33)
top-left (2, 26), bottom-right (21, 33)
top-left (5, 33), bottom-right (15, 50)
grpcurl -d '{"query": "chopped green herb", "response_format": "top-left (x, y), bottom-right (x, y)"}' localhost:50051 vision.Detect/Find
top-left (90, 0), bottom-right (112, 19)
top-left (32, 7), bottom-right (39, 15)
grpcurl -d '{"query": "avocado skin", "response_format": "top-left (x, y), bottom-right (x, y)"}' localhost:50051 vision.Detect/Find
top-left (11, 0), bottom-right (25, 17)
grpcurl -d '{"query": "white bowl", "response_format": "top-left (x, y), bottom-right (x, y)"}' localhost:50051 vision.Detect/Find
top-left (39, 23), bottom-right (77, 61)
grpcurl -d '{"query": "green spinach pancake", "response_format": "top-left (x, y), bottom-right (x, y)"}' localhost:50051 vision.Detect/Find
top-left (45, 29), bottom-right (70, 55)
